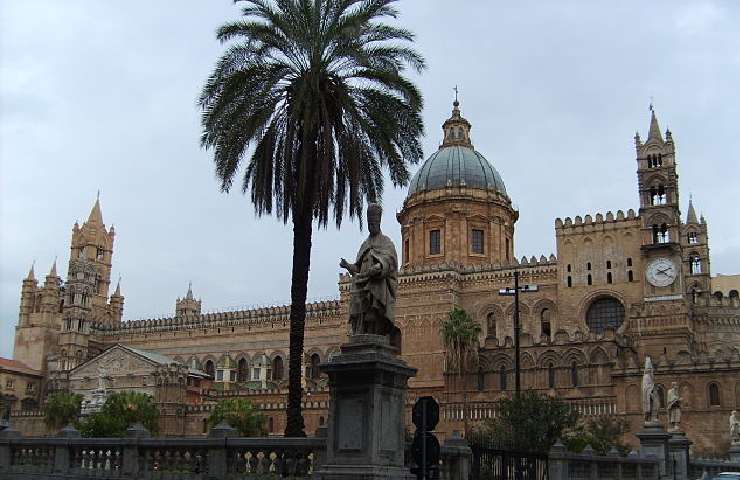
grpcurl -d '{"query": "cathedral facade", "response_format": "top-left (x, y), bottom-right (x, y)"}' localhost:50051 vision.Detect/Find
top-left (9, 103), bottom-right (740, 454)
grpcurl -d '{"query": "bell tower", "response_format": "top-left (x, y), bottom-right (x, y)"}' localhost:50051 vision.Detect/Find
top-left (636, 108), bottom-right (685, 298)
top-left (69, 195), bottom-right (116, 323)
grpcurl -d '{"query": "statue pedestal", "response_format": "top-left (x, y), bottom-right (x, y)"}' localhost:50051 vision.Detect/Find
top-left (730, 443), bottom-right (740, 463)
top-left (636, 422), bottom-right (671, 477)
top-left (316, 334), bottom-right (416, 480)
top-left (667, 430), bottom-right (692, 480)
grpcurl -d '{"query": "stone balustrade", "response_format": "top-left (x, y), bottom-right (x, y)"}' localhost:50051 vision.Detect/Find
top-left (0, 423), bottom-right (473, 480)
top-left (548, 441), bottom-right (661, 480)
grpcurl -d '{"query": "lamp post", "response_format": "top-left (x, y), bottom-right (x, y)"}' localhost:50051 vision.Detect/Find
top-left (498, 270), bottom-right (538, 397)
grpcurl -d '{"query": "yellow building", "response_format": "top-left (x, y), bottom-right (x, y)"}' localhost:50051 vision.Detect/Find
top-left (11, 103), bottom-right (740, 454)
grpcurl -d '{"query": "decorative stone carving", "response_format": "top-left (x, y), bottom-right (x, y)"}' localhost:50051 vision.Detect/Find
top-left (340, 203), bottom-right (401, 350)
top-left (667, 382), bottom-right (682, 431)
top-left (730, 410), bottom-right (740, 445)
top-left (642, 356), bottom-right (660, 424)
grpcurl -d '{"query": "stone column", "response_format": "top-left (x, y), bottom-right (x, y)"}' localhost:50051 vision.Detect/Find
top-left (208, 421), bottom-right (236, 480)
top-left (122, 422), bottom-right (150, 476)
top-left (441, 431), bottom-right (472, 480)
top-left (317, 334), bottom-right (416, 480)
top-left (0, 426), bottom-right (21, 473)
top-left (54, 424), bottom-right (81, 474)
top-left (667, 431), bottom-right (692, 480)
top-left (729, 443), bottom-right (740, 463)
top-left (547, 440), bottom-right (568, 480)
top-left (635, 422), bottom-right (671, 477)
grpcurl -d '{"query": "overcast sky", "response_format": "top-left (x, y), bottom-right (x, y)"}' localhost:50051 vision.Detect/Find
top-left (2, 0), bottom-right (739, 359)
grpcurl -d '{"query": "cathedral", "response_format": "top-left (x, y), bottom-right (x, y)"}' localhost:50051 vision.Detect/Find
top-left (7, 102), bottom-right (740, 454)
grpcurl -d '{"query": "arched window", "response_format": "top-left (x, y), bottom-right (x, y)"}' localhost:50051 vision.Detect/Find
top-left (477, 368), bottom-right (485, 391)
top-left (570, 361), bottom-right (578, 387)
top-left (486, 312), bottom-right (496, 339)
top-left (205, 360), bottom-right (215, 379)
top-left (628, 271), bottom-right (634, 282)
top-left (690, 256), bottom-right (702, 274)
top-left (308, 353), bottom-right (321, 380)
top-left (687, 232), bottom-right (699, 244)
top-left (567, 276), bottom-right (572, 287)
top-left (540, 308), bottom-right (552, 338)
top-left (650, 185), bottom-right (667, 205)
top-left (268, 417), bottom-right (274, 432)
top-left (272, 356), bottom-right (284, 381)
top-left (202, 418), bottom-right (208, 434)
top-left (606, 272), bottom-right (613, 284)
top-left (587, 274), bottom-right (592, 286)
top-left (319, 416), bottom-right (325, 426)
top-left (237, 358), bottom-right (248, 382)
top-left (708, 383), bottom-right (721, 406)
top-left (547, 363), bottom-right (555, 389)
top-left (586, 297), bottom-right (625, 334)
top-left (499, 366), bottom-right (507, 390)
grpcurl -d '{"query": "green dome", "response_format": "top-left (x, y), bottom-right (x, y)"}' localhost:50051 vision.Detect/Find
top-left (407, 145), bottom-right (507, 197)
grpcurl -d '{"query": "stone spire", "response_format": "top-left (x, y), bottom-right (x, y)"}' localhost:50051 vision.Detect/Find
top-left (647, 106), bottom-right (663, 143)
top-left (686, 195), bottom-right (698, 224)
top-left (26, 261), bottom-right (36, 281)
top-left (186, 281), bottom-right (194, 300)
top-left (87, 193), bottom-right (104, 225)
top-left (113, 277), bottom-right (121, 297)
top-left (49, 258), bottom-right (57, 278)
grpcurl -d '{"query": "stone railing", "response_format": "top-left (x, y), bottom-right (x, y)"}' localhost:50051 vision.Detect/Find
top-left (0, 423), bottom-right (473, 480)
top-left (548, 441), bottom-right (661, 480)
top-left (689, 457), bottom-right (740, 479)
top-left (442, 397), bottom-right (617, 423)
top-left (0, 423), bottom-right (324, 479)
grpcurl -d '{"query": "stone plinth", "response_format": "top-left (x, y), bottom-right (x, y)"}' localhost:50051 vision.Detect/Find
top-left (667, 431), bottom-right (692, 480)
top-left (636, 422), bottom-right (671, 477)
top-left (730, 443), bottom-right (740, 463)
top-left (316, 334), bottom-right (416, 480)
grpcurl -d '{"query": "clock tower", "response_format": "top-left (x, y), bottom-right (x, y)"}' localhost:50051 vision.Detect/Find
top-left (635, 108), bottom-right (684, 299)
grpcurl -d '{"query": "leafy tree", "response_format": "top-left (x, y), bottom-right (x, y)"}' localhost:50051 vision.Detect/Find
top-left (564, 416), bottom-right (630, 455)
top-left (79, 391), bottom-right (159, 437)
top-left (199, 0), bottom-right (425, 436)
top-left (440, 307), bottom-right (481, 374)
top-left (471, 392), bottom-right (578, 453)
top-left (43, 392), bottom-right (83, 431)
top-left (208, 398), bottom-right (267, 437)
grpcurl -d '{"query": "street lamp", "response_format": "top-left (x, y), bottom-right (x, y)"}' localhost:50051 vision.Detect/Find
top-left (498, 270), bottom-right (538, 397)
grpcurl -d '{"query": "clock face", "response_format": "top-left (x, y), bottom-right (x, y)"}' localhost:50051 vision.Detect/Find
top-left (646, 257), bottom-right (677, 287)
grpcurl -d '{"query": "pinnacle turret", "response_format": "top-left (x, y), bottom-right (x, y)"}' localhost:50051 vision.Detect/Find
top-left (87, 195), bottom-right (104, 225)
top-left (647, 107), bottom-right (664, 143)
top-left (113, 277), bottom-right (121, 297)
top-left (186, 281), bottom-right (194, 300)
top-left (49, 258), bottom-right (57, 278)
top-left (26, 262), bottom-right (36, 281)
top-left (687, 196), bottom-right (698, 224)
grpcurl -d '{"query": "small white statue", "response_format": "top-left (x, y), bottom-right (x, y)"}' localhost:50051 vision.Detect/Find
top-left (97, 366), bottom-right (108, 391)
top-left (667, 382), bottom-right (681, 431)
top-left (730, 410), bottom-right (740, 444)
top-left (641, 356), bottom-right (660, 423)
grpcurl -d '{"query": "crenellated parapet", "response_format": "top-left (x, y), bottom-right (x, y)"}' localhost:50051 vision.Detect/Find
top-left (555, 209), bottom-right (639, 232)
top-left (94, 299), bottom-right (342, 336)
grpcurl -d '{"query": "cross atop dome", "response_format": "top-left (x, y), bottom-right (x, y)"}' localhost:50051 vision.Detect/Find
top-left (441, 91), bottom-right (473, 149)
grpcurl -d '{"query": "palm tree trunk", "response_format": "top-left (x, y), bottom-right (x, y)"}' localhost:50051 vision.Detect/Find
top-left (284, 208), bottom-right (313, 437)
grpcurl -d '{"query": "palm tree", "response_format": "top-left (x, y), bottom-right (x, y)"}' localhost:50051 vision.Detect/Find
top-left (199, 0), bottom-right (425, 436)
top-left (440, 307), bottom-right (481, 375)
